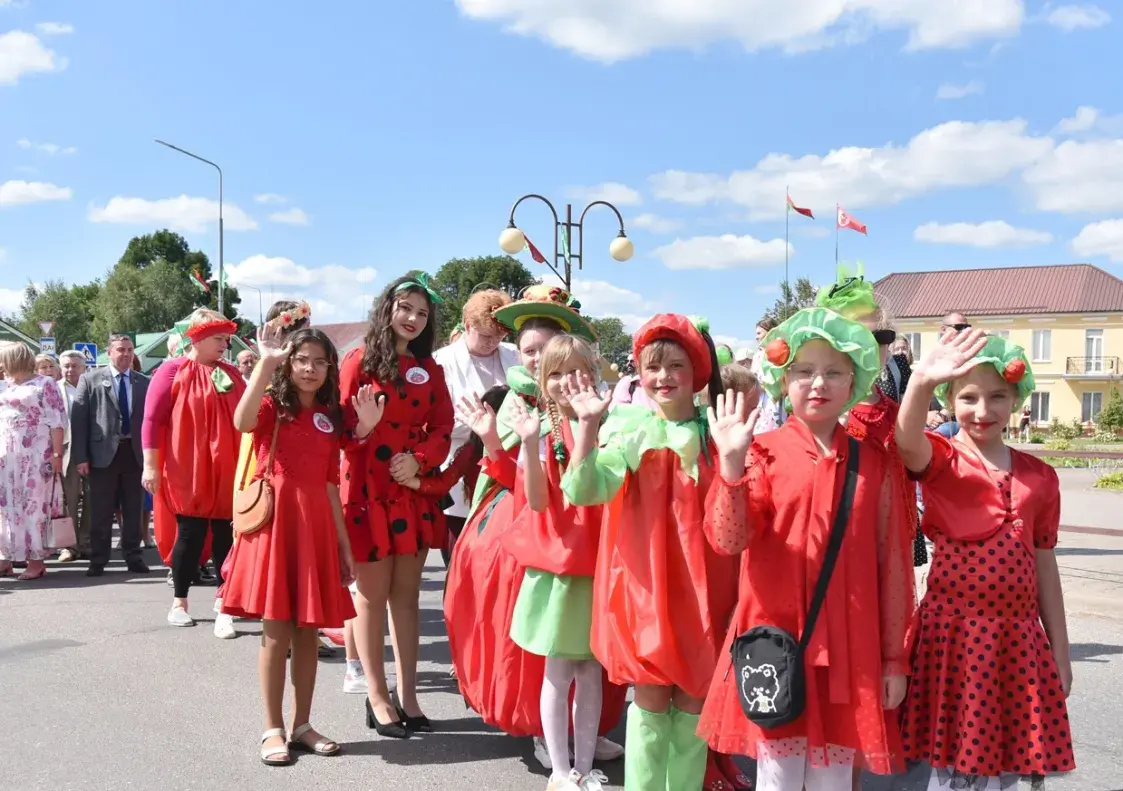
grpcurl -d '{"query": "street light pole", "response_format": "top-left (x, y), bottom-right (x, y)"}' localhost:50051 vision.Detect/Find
top-left (240, 284), bottom-right (263, 325)
top-left (155, 139), bottom-right (225, 316)
top-left (498, 195), bottom-right (635, 292)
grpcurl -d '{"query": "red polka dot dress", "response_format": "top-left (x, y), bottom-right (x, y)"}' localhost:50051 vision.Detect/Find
top-left (339, 350), bottom-right (455, 562)
top-left (900, 433), bottom-right (1075, 779)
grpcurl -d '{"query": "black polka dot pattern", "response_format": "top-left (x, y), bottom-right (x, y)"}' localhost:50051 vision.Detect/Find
top-left (375, 444), bottom-right (393, 461)
top-left (901, 471), bottom-right (1075, 777)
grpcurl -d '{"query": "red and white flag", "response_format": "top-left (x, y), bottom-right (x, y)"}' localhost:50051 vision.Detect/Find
top-left (524, 235), bottom-right (548, 265)
top-left (787, 194), bottom-right (814, 219)
top-left (836, 206), bottom-right (867, 235)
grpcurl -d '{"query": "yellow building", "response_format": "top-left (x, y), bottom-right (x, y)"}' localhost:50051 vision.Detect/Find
top-left (876, 264), bottom-right (1123, 427)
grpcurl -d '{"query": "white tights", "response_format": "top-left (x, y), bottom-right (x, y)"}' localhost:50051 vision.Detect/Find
top-left (755, 744), bottom-right (855, 791)
top-left (927, 770), bottom-right (1025, 790)
top-left (541, 656), bottom-right (603, 777)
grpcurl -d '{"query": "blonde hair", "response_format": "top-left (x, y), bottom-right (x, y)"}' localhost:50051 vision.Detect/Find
top-left (187, 307), bottom-right (228, 330)
top-left (35, 353), bottom-right (60, 370)
top-left (720, 363), bottom-right (759, 396)
top-left (538, 334), bottom-right (600, 465)
top-left (462, 289), bottom-right (511, 329)
top-left (0, 342), bottom-right (35, 377)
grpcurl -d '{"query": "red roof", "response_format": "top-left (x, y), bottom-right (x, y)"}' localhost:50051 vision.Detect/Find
top-left (874, 264), bottom-right (1123, 319)
top-left (317, 322), bottom-right (368, 356)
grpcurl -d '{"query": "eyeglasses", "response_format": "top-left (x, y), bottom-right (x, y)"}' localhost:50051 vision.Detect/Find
top-left (873, 329), bottom-right (896, 346)
top-left (292, 355), bottom-right (331, 372)
top-left (941, 323), bottom-right (971, 332)
top-left (787, 365), bottom-right (854, 387)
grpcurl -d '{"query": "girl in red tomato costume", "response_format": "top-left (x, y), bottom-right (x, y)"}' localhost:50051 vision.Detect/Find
top-left (143, 308), bottom-right (246, 628)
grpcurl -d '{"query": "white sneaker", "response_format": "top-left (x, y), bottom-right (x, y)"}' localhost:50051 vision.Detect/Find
top-left (580, 770), bottom-right (609, 791)
top-left (594, 736), bottom-right (624, 761)
top-left (533, 736), bottom-right (553, 771)
top-left (213, 613), bottom-right (236, 639)
top-left (546, 769), bottom-right (583, 791)
top-left (343, 666), bottom-right (367, 694)
top-left (167, 606), bottom-right (195, 627)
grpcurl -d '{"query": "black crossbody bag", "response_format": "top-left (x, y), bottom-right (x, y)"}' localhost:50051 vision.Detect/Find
top-left (730, 436), bottom-right (860, 729)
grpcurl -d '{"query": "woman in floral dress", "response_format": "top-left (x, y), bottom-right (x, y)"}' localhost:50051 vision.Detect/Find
top-left (0, 342), bottom-right (67, 581)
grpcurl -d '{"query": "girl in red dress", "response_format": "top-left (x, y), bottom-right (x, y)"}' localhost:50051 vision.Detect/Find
top-left (561, 314), bottom-right (741, 791)
top-left (223, 325), bottom-right (360, 766)
top-left (142, 308), bottom-right (247, 628)
top-left (896, 328), bottom-right (1075, 789)
top-left (700, 306), bottom-right (912, 791)
top-left (339, 271), bottom-right (455, 739)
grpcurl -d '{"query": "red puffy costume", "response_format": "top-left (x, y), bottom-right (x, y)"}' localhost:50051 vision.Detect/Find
top-left (219, 397), bottom-right (356, 627)
top-left (144, 356), bottom-right (246, 566)
top-left (698, 420), bottom-right (912, 775)
top-left (339, 350), bottom-right (454, 561)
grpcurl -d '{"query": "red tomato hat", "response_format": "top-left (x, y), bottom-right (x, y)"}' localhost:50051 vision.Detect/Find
top-left (632, 313), bottom-right (712, 393)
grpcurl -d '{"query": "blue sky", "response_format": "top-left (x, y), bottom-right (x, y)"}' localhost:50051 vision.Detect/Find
top-left (1, 0), bottom-right (1120, 352)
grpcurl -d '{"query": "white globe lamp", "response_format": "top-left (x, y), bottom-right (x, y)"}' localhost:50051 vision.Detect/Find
top-left (499, 226), bottom-right (527, 255)
top-left (609, 234), bottom-right (634, 262)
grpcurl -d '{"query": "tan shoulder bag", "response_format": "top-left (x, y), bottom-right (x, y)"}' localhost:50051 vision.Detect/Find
top-left (233, 416), bottom-right (281, 536)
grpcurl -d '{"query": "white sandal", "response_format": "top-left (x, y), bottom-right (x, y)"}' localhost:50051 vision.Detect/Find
top-left (288, 722), bottom-right (341, 756)
top-left (260, 728), bottom-right (292, 766)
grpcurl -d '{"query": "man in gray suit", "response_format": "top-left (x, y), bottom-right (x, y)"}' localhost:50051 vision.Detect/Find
top-left (71, 334), bottom-right (151, 577)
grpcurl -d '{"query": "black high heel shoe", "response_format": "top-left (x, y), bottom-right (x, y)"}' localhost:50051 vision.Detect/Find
top-left (365, 698), bottom-right (409, 739)
top-left (392, 693), bottom-right (434, 733)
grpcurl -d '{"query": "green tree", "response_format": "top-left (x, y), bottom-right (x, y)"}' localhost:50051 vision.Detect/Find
top-left (17, 279), bottom-right (101, 350)
top-left (116, 229), bottom-right (242, 323)
top-left (430, 255), bottom-right (540, 342)
top-left (91, 258), bottom-right (201, 343)
top-left (1098, 387), bottom-right (1123, 432)
top-left (763, 277), bottom-right (818, 324)
top-left (589, 316), bottom-right (632, 369)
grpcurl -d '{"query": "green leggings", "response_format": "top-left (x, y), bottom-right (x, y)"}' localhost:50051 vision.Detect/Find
top-left (623, 702), bottom-right (709, 791)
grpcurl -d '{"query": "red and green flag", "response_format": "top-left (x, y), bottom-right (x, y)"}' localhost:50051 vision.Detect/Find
top-left (191, 269), bottom-right (211, 294)
top-left (787, 194), bottom-right (814, 219)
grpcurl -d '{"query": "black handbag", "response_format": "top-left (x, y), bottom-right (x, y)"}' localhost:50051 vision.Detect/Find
top-left (730, 436), bottom-right (860, 729)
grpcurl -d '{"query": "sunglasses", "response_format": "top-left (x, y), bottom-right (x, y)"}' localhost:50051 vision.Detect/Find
top-left (873, 329), bottom-right (896, 346)
top-left (942, 323), bottom-right (971, 332)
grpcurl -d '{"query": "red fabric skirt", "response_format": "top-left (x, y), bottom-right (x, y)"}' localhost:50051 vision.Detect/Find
top-left (220, 474), bottom-right (355, 628)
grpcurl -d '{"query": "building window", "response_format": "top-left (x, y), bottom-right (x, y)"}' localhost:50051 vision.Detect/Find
top-left (990, 330), bottom-right (1010, 339)
top-left (1032, 329), bottom-right (1052, 362)
top-left (1082, 391), bottom-right (1104, 423)
top-left (1085, 329), bottom-right (1104, 373)
top-left (903, 332), bottom-right (921, 359)
top-left (1030, 392), bottom-right (1050, 423)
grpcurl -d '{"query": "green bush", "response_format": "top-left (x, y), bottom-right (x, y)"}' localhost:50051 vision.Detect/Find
top-left (1044, 438), bottom-right (1071, 451)
top-left (1049, 419), bottom-right (1082, 440)
top-left (1094, 471), bottom-right (1123, 490)
top-left (1028, 432), bottom-right (1047, 444)
top-left (1092, 429), bottom-right (1119, 444)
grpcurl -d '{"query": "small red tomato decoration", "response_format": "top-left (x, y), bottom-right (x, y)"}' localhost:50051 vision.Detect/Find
top-left (765, 338), bottom-right (791, 367)
top-left (1004, 358), bottom-right (1026, 383)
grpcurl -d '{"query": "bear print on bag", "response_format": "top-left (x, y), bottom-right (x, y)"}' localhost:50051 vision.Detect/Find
top-left (740, 663), bottom-right (780, 714)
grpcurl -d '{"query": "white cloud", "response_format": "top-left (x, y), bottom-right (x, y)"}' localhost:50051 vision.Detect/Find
top-left (936, 80), bottom-right (983, 100)
top-left (0, 287), bottom-right (23, 315)
top-left (0, 30), bottom-right (67, 85)
top-left (651, 118), bottom-right (1054, 220)
top-left (254, 193), bottom-right (287, 205)
top-left (1071, 219), bottom-right (1123, 262)
top-left (0, 179), bottom-right (72, 206)
top-left (914, 220), bottom-right (1053, 248)
top-left (268, 207), bottom-right (310, 226)
top-left (87, 195), bottom-right (258, 233)
top-left (630, 213), bottom-right (681, 234)
top-left (225, 255), bottom-right (379, 322)
top-left (16, 138), bottom-right (76, 155)
top-left (570, 277), bottom-right (657, 332)
top-left (1056, 105), bottom-right (1099, 133)
top-left (566, 182), bottom-right (642, 206)
top-left (1022, 139), bottom-right (1123, 214)
top-left (652, 234), bottom-right (790, 270)
top-left (35, 22), bottom-right (74, 36)
top-left (712, 334), bottom-right (757, 357)
top-left (454, 0), bottom-right (1023, 62)
top-left (1046, 4), bottom-right (1110, 31)
top-left (753, 283), bottom-right (781, 295)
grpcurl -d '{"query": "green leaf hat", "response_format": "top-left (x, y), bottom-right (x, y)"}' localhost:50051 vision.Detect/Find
top-left (759, 306), bottom-right (881, 412)
top-left (815, 263), bottom-right (878, 320)
top-left (933, 335), bottom-right (1035, 411)
top-left (492, 284), bottom-right (598, 343)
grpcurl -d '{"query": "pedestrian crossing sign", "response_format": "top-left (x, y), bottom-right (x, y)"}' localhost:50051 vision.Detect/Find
top-left (74, 342), bottom-right (98, 365)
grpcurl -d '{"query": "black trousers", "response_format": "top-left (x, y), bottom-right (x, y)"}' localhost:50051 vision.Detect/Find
top-left (440, 516), bottom-right (468, 568)
top-left (171, 515), bottom-right (233, 599)
top-left (88, 441), bottom-right (144, 567)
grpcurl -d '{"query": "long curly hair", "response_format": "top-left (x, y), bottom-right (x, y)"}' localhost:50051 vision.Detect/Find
top-left (269, 328), bottom-right (341, 430)
top-left (361, 272), bottom-right (437, 382)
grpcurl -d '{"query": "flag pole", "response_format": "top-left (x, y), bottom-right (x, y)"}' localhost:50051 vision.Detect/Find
top-left (784, 186), bottom-right (790, 311)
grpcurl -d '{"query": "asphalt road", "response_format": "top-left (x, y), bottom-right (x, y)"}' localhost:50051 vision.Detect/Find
top-left (2, 550), bottom-right (1121, 791)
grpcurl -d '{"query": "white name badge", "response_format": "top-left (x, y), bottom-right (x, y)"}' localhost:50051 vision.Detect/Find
top-left (313, 412), bottom-right (334, 433)
top-left (405, 366), bottom-right (430, 385)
